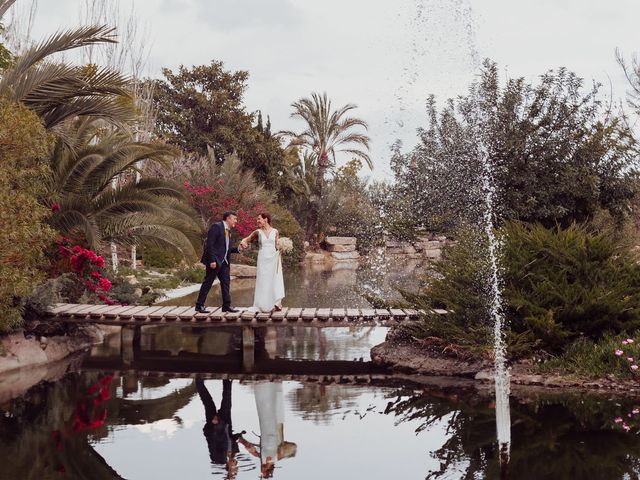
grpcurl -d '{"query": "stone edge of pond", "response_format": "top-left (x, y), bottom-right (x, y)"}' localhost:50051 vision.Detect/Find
top-left (0, 324), bottom-right (119, 376)
top-left (371, 339), bottom-right (640, 398)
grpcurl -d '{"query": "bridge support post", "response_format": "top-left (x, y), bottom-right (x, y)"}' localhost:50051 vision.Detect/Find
top-left (121, 325), bottom-right (141, 365)
top-left (242, 326), bottom-right (255, 372)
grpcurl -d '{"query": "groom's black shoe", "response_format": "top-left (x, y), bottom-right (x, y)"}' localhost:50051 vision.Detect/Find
top-left (222, 307), bottom-right (239, 313)
top-left (195, 305), bottom-right (210, 314)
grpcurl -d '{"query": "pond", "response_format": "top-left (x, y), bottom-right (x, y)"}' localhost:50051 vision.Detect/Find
top-left (2, 263), bottom-right (640, 479)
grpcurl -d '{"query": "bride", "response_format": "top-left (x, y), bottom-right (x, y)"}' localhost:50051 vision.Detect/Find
top-left (240, 212), bottom-right (285, 312)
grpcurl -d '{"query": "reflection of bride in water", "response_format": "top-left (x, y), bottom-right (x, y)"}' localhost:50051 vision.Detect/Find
top-left (250, 382), bottom-right (297, 478)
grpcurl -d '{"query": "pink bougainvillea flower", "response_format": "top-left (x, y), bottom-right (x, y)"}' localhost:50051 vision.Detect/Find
top-left (615, 417), bottom-right (624, 423)
top-left (633, 409), bottom-right (639, 415)
top-left (631, 365), bottom-right (639, 370)
top-left (627, 339), bottom-right (635, 344)
top-left (615, 350), bottom-right (624, 356)
top-left (622, 340), bottom-right (629, 346)
top-left (97, 277), bottom-right (112, 291)
top-left (623, 423), bottom-right (631, 432)
top-left (90, 271), bottom-right (102, 278)
top-left (51, 203), bottom-right (61, 211)
top-left (628, 357), bottom-right (634, 362)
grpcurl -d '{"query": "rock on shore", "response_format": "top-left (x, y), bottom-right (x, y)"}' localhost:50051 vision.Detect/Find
top-left (0, 325), bottom-right (118, 376)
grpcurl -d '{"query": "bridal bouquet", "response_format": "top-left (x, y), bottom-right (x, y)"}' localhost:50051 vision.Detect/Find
top-left (277, 236), bottom-right (294, 254)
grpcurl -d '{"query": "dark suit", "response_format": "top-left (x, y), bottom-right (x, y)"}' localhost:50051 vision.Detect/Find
top-left (196, 221), bottom-right (239, 310)
top-left (196, 379), bottom-right (239, 465)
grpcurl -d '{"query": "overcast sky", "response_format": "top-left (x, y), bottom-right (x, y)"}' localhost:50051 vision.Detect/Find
top-left (7, 0), bottom-right (640, 178)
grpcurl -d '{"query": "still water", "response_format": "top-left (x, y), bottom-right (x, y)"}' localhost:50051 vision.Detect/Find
top-left (2, 263), bottom-right (640, 479)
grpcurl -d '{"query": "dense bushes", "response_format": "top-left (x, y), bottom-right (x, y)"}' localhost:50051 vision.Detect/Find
top-left (404, 221), bottom-right (640, 356)
top-left (0, 100), bottom-right (54, 332)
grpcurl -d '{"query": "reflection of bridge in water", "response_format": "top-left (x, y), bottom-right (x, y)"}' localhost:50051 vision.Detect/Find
top-left (83, 326), bottom-right (392, 382)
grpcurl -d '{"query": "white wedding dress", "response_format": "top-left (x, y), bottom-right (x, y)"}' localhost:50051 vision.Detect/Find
top-left (251, 228), bottom-right (285, 312)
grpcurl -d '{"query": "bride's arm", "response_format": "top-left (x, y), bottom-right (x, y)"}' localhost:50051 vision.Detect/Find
top-left (240, 230), bottom-right (259, 248)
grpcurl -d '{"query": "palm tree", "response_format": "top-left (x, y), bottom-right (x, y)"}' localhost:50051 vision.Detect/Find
top-left (48, 118), bottom-right (201, 261)
top-left (281, 92), bottom-right (371, 246)
top-left (0, 25), bottom-right (134, 138)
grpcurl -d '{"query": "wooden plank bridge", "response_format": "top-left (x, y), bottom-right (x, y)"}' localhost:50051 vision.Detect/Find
top-left (45, 303), bottom-right (434, 371)
top-left (45, 303), bottom-right (423, 326)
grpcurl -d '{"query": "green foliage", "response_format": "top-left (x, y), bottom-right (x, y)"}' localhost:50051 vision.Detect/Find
top-left (503, 222), bottom-right (640, 352)
top-left (48, 117), bottom-right (201, 258)
top-left (404, 221), bottom-right (640, 356)
top-left (24, 274), bottom-right (78, 319)
top-left (400, 229), bottom-right (494, 352)
top-left (390, 60), bottom-right (639, 234)
top-left (148, 62), bottom-right (289, 191)
top-left (141, 245), bottom-right (182, 268)
top-left (0, 26), bottom-right (135, 132)
top-left (281, 93), bottom-right (371, 244)
top-left (319, 160), bottom-right (381, 252)
top-left (538, 334), bottom-right (640, 379)
top-left (0, 99), bottom-right (55, 332)
top-left (0, 23), bottom-right (14, 70)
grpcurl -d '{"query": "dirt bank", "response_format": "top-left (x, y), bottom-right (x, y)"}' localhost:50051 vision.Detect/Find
top-left (371, 337), bottom-right (640, 397)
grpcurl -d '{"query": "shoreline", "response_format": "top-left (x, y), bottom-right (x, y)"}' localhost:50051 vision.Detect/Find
top-left (371, 338), bottom-right (640, 397)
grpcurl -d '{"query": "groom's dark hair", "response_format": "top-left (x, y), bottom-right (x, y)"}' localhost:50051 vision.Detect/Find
top-left (222, 211), bottom-right (237, 220)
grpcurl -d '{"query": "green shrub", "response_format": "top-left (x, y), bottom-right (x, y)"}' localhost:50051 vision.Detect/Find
top-left (141, 245), bottom-right (183, 268)
top-left (400, 228), bottom-right (494, 353)
top-left (539, 334), bottom-right (640, 379)
top-left (0, 100), bottom-right (54, 332)
top-left (402, 222), bottom-right (640, 356)
top-left (24, 274), bottom-right (78, 319)
top-left (503, 222), bottom-right (640, 353)
top-left (177, 266), bottom-right (206, 284)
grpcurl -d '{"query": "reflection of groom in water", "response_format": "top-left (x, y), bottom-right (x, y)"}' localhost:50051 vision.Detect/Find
top-left (196, 379), bottom-right (242, 477)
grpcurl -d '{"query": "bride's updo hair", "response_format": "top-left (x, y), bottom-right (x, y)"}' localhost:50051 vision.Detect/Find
top-left (258, 212), bottom-right (272, 225)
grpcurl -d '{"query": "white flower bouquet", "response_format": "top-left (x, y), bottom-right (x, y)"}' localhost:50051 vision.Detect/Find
top-left (277, 236), bottom-right (294, 254)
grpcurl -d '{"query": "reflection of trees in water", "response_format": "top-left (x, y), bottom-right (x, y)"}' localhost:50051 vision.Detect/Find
top-left (386, 389), bottom-right (640, 480)
top-left (0, 373), bottom-right (196, 479)
top-left (140, 326), bottom-right (237, 356)
top-left (287, 384), bottom-right (362, 424)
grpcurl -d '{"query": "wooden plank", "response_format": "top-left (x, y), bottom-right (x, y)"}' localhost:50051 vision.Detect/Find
top-left (285, 308), bottom-right (303, 322)
top-left (222, 310), bottom-right (241, 322)
top-left (241, 310), bottom-right (257, 322)
top-left (100, 305), bottom-right (135, 319)
top-left (133, 306), bottom-right (165, 319)
top-left (163, 306), bottom-right (191, 321)
top-left (345, 309), bottom-right (360, 321)
top-left (74, 304), bottom-right (101, 315)
top-left (209, 307), bottom-right (224, 322)
top-left (331, 308), bottom-right (347, 322)
top-left (389, 309), bottom-right (407, 319)
top-left (115, 305), bottom-right (150, 319)
top-left (87, 304), bottom-right (123, 318)
top-left (62, 304), bottom-right (93, 315)
top-left (402, 308), bottom-right (420, 319)
top-left (178, 307), bottom-right (197, 321)
top-left (256, 311), bottom-right (271, 322)
top-left (48, 303), bottom-right (73, 315)
top-left (149, 306), bottom-right (179, 320)
top-left (271, 307), bottom-right (286, 322)
top-left (360, 308), bottom-right (376, 319)
top-left (316, 308), bottom-right (331, 322)
top-left (375, 309), bottom-right (391, 319)
top-left (301, 308), bottom-right (316, 322)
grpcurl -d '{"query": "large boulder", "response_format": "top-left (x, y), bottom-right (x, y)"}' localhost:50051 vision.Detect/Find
top-left (331, 251), bottom-right (360, 261)
top-left (325, 236), bottom-right (356, 246)
top-left (230, 264), bottom-right (257, 278)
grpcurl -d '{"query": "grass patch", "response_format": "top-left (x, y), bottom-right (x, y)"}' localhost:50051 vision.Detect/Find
top-left (538, 333), bottom-right (640, 380)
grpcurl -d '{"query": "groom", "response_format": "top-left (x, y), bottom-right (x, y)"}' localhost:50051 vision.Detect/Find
top-left (196, 211), bottom-right (243, 313)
